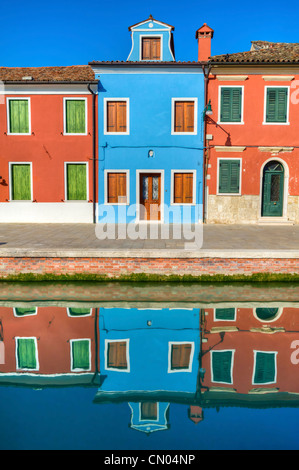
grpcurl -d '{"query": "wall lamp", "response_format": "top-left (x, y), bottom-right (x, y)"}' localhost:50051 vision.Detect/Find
top-left (203, 100), bottom-right (213, 120)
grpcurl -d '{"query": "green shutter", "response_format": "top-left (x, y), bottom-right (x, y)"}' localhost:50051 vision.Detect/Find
top-left (65, 100), bottom-right (86, 134)
top-left (220, 88), bottom-right (242, 122)
top-left (68, 308), bottom-right (91, 316)
top-left (11, 164), bottom-right (31, 200)
top-left (17, 338), bottom-right (37, 369)
top-left (15, 307), bottom-right (37, 316)
top-left (212, 350), bottom-right (233, 383)
top-left (215, 308), bottom-right (235, 320)
top-left (266, 88), bottom-right (287, 123)
top-left (72, 340), bottom-right (90, 370)
top-left (219, 160), bottom-right (240, 194)
top-left (9, 99), bottom-right (29, 134)
top-left (254, 352), bottom-right (276, 384)
top-left (67, 164), bottom-right (87, 200)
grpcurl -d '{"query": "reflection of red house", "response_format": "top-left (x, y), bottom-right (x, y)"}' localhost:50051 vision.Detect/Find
top-left (0, 306), bottom-right (99, 386)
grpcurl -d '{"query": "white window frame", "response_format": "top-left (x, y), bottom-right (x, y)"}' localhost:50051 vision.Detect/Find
top-left (104, 169), bottom-right (130, 205)
top-left (105, 338), bottom-right (130, 373)
top-left (67, 307), bottom-right (92, 317)
top-left (63, 97), bottom-right (88, 135)
top-left (7, 97), bottom-right (31, 135)
top-left (210, 349), bottom-right (235, 384)
top-left (252, 350), bottom-right (278, 385)
top-left (136, 169), bottom-right (164, 223)
top-left (70, 338), bottom-right (91, 372)
top-left (13, 307), bottom-right (38, 317)
top-left (263, 86), bottom-right (290, 125)
top-left (168, 341), bottom-right (195, 373)
top-left (103, 98), bottom-right (130, 135)
top-left (170, 170), bottom-right (196, 205)
top-left (139, 402), bottom-right (160, 422)
top-left (216, 157), bottom-right (242, 196)
top-left (139, 34), bottom-right (163, 61)
top-left (15, 336), bottom-right (39, 371)
top-left (213, 308), bottom-right (236, 322)
top-left (218, 85), bottom-right (244, 125)
top-left (64, 162), bottom-right (89, 202)
top-left (171, 98), bottom-right (198, 135)
top-left (9, 162), bottom-right (33, 202)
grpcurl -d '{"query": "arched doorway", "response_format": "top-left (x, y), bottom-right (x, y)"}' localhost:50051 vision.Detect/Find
top-left (261, 161), bottom-right (284, 217)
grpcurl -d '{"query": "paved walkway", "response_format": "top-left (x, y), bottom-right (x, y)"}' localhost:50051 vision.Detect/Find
top-left (0, 224), bottom-right (298, 256)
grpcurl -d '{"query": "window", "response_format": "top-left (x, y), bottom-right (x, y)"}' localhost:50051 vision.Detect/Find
top-left (173, 172), bottom-right (195, 204)
top-left (67, 308), bottom-right (92, 317)
top-left (265, 87), bottom-right (288, 123)
top-left (219, 87), bottom-right (242, 123)
top-left (169, 342), bottom-right (194, 372)
top-left (10, 163), bottom-right (32, 201)
top-left (16, 337), bottom-right (38, 370)
top-left (106, 172), bottom-right (128, 204)
top-left (255, 308), bottom-right (280, 322)
top-left (215, 308), bottom-right (236, 321)
top-left (218, 159), bottom-right (241, 194)
top-left (140, 402), bottom-right (158, 421)
top-left (64, 99), bottom-right (87, 134)
top-left (65, 163), bottom-right (87, 201)
top-left (173, 100), bottom-right (196, 134)
top-left (211, 350), bottom-right (234, 384)
top-left (14, 307), bottom-right (37, 317)
top-left (71, 339), bottom-right (91, 371)
top-left (106, 340), bottom-right (129, 371)
top-left (253, 351), bottom-right (277, 384)
top-left (105, 100), bottom-right (129, 134)
top-left (7, 98), bottom-right (30, 134)
top-left (141, 37), bottom-right (161, 60)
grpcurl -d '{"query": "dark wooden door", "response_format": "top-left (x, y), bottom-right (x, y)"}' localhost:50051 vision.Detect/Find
top-left (139, 173), bottom-right (161, 221)
top-left (262, 161), bottom-right (284, 217)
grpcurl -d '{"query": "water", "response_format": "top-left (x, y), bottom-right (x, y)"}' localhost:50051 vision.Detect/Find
top-left (0, 281), bottom-right (299, 450)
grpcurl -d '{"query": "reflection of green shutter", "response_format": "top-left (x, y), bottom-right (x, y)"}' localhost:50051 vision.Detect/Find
top-left (15, 307), bottom-right (36, 316)
top-left (65, 100), bottom-right (86, 134)
top-left (266, 88), bottom-right (287, 123)
top-left (67, 164), bottom-right (87, 200)
top-left (11, 164), bottom-right (31, 200)
top-left (220, 88), bottom-right (242, 122)
top-left (17, 338), bottom-right (37, 369)
top-left (215, 308), bottom-right (235, 320)
top-left (254, 352), bottom-right (276, 384)
top-left (72, 340), bottom-right (90, 370)
top-left (219, 160), bottom-right (240, 194)
top-left (212, 350), bottom-right (232, 383)
top-left (69, 308), bottom-right (90, 316)
top-left (9, 99), bottom-right (29, 134)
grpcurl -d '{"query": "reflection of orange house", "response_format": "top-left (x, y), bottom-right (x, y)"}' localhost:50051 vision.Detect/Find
top-left (201, 307), bottom-right (299, 395)
top-left (0, 306), bottom-right (99, 386)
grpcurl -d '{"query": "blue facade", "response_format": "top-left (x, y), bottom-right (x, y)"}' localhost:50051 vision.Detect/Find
top-left (91, 16), bottom-right (205, 224)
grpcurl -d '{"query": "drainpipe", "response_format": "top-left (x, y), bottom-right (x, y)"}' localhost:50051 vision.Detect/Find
top-left (88, 83), bottom-right (97, 224)
top-left (202, 63), bottom-right (211, 224)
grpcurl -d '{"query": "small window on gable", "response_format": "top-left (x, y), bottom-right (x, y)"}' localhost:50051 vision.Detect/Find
top-left (173, 101), bottom-right (195, 133)
top-left (142, 37), bottom-right (161, 60)
top-left (107, 172), bottom-right (128, 204)
top-left (106, 101), bottom-right (128, 134)
top-left (106, 340), bottom-right (128, 370)
top-left (173, 172), bottom-right (194, 204)
top-left (170, 343), bottom-right (193, 371)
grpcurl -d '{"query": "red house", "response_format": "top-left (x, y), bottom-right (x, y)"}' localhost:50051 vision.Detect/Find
top-left (0, 66), bottom-right (98, 223)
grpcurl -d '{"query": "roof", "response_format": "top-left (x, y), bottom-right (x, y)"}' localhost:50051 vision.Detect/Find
top-left (0, 65), bottom-right (97, 83)
top-left (211, 41), bottom-right (299, 63)
top-left (128, 14), bottom-right (175, 31)
top-left (89, 60), bottom-right (206, 66)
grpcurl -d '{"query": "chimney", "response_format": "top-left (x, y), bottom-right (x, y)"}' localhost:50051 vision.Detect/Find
top-left (195, 23), bottom-right (214, 61)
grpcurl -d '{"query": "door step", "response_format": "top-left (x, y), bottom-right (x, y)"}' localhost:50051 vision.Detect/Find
top-left (257, 218), bottom-right (294, 225)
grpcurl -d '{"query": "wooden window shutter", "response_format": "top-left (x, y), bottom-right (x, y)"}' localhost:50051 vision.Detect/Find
top-left (171, 343), bottom-right (192, 370)
top-left (266, 88), bottom-right (287, 123)
top-left (142, 37), bottom-right (161, 60)
top-left (219, 160), bottom-right (240, 194)
top-left (107, 173), bottom-right (127, 203)
top-left (220, 88), bottom-right (242, 122)
top-left (67, 164), bottom-right (87, 200)
top-left (254, 352), bottom-right (276, 384)
top-left (9, 99), bottom-right (29, 134)
top-left (215, 308), bottom-right (235, 320)
top-left (174, 101), bottom-right (195, 132)
top-left (107, 101), bottom-right (127, 133)
top-left (65, 100), bottom-right (86, 134)
top-left (141, 402), bottom-right (158, 420)
top-left (107, 341), bottom-right (128, 369)
top-left (17, 338), bottom-right (37, 370)
top-left (174, 173), bottom-right (194, 203)
top-left (11, 164), bottom-right (31, 201)
top-left (72, 340), bottom-right (90, 370)
top-left (212, 350), bottom-right (233, 383)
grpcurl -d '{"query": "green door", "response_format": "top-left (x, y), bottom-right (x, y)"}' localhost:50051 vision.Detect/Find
top-left (262, 161), bottom-right (284, 217)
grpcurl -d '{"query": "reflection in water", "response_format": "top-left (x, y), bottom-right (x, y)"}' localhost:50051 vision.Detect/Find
top-left (1, 283), bottom-right (299, 448)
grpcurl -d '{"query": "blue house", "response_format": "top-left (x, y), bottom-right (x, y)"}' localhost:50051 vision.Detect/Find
top-left (90, 16), bottom-right (206, 225)
top-left (94, 307), bottom-right (201, 433)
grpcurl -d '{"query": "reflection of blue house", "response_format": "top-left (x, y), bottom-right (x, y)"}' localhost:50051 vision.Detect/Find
top-left (94, 307), bottom-right (201, 433)
top-left (90, 16), bottom-right (205, 224)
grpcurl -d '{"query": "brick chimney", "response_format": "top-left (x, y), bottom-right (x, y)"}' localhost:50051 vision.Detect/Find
top-left (195, 23), bottom-right (214, 61)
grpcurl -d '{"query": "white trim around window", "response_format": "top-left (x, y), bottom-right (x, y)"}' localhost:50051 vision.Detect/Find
top-left (104, 169), bottom-right (130, 205)
top-left (13, 307), bottom-right (38, 317)
top-left (216, 158), bottom-right (242, 196)
top-left (9, 162), bottom-right (33, 202)
top-left (218, 85), bottom-right (244, 125)
top-left (15, 336), bottom-right (39, 371)
top-left (210, 349), bottom-right (235, 384)
top-left (63, 97), bottom-right (88, 135)
top-left (167, 341), bottom-right (195, 373)
top-left (104, 338), bottom-right (130, 373)
top-left (103, 98), bottom-right (130, 135)
top-left (252, 350), bottom-right (278, 385)
top-left (64, 162), bottom-right (89, 202)
top-left (263, 86), bottom-right (290, 125)
top-left (213, 307), bottom-right (236, 322)
top-left (170, 170), bottom-right (197, 205)
top-left (139, 34), bottom-right (163, 61)
top-left (171, 98), bottom-right (198, 135)
top-left (67, 307), bottom-right (92, 317)
top-left (70, 338), bottom-right (92, 372)
top-left (6, 97), bottom-right (31, 135)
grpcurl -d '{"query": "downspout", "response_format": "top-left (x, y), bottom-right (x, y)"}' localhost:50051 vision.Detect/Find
top-left (88, 83), bottom-right (97, 224)
top-left (202, 63), bottom-right (211, 224)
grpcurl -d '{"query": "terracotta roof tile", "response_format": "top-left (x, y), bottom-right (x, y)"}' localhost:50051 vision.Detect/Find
top-left (211, 41), bottom-right (299, 63)
top-left (0, 65), bottom-right (96, 82)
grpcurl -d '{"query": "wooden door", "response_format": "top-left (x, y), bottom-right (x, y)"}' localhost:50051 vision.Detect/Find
top-left (139, 173), bottom-right (161, 221)
top-left (262, 161), bottom-right (284, 217)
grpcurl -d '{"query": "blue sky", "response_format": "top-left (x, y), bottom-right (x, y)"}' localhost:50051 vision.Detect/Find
top-left (1, 0), bottom-right (299, 67)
